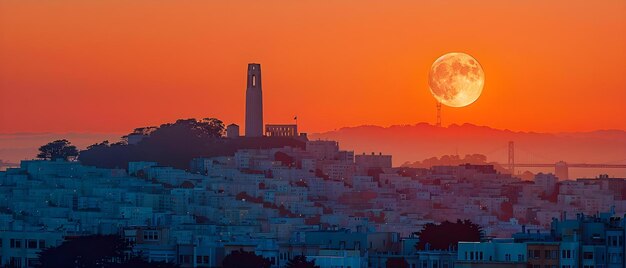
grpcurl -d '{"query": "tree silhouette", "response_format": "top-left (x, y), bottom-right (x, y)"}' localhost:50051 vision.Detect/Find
top-left (36, 235), bottom-right (178, 268)
top-left (385, 257), bottom-right (409, 268)
top-left (37, 235), bottom-right (128, 267)
top-left (274, 151), bottom-right (295, 167)
top-left (285, 255), bottom-right (319, 268)
top-left (79, 117), bottom-right (305, 169)
top-left (37, 139), bottom-right (79, 160)
top-left (414, 219), bottom-right (483, 250)
top-left (222, 249), bottom-right (271, 268)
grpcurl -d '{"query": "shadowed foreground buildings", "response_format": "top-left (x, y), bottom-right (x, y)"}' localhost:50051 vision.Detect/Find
top-left (0, 137), bottom-right (625, 267)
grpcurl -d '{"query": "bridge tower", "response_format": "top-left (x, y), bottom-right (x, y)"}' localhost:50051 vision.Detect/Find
top-left (508, 141), bottom-right (515, 174)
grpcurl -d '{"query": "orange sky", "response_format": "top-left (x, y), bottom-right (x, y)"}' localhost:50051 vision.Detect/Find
top-left (1, 0), bottom-right (625, 134)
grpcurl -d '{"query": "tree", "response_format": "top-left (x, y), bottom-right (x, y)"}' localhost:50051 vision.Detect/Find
top-left (199, 117), bottom-right (226, 138)
top-left (36, 235), bottom-right (178, 268)
top-left (414, 219), bottom-right (483, 250)
top-left (385, 257), bottom-right (409, 268)
top-left (285, 255), bottom-right (319, 268)
top-left (222, 249), bottom-right (271, 268)
top-left (37, 235), bottom-right (128, 267)
top-left (275, 151), bottom-right (295, 167)
top-left (79, 117), bottom-right (306, 169)
top-left (37, 139), bottom-right (79, 160)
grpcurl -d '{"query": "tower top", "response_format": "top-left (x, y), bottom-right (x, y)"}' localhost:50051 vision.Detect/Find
top-left (248, 63), bottom-right (261, 71)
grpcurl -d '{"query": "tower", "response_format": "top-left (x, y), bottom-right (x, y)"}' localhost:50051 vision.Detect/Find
top-left (436, 102), bottom-right (442, 127)
top-left (245, 63), bottom-right (263, 137)
top-left (508, 141), bottom-right (515, 174)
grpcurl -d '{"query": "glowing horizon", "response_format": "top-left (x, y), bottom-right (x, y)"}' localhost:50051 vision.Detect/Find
top-left (1, 0), bottom-right (625, 134)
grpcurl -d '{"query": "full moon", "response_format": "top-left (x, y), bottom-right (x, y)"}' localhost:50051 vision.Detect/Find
top-left (428, 52), bottom-right (484, 107)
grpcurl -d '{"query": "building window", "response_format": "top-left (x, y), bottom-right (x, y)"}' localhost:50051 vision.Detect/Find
top-left (143, 230), bottom-right (159, 241)
top-left (179, 255), bottom-right (191, 264)
top-left (39, 240), bottom-right (46, 249)
top-left (10, 239), bottom-right (22, 248)
top-left (27, 239), bottom-right (38, 249)
top-left (9, 257), bottom-right (22, 267)
top-left (562, 250), bottom-right (572, 259)
top-left (583, 252), bottom-right (594, 259)
top-left (529, 249), bottom-right (540, 259)
top-left (551, 250), bottom-right (558, 259)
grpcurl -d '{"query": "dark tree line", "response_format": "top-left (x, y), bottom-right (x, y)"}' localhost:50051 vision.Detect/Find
top-left (222, 250), bottom-right (318, 268)
top-left (222, 249), bottom-right (271, 268)
top-left (284, 255), bottom-right (319, 268)
top-left (36, 118), bottom-right (306, 169)
top-left (386, 257), bottom-right (409, 268)
top-left (80, 118), bottom-right (305, 169)
top-left (36, 235), bottom-right (178, 268)
top-left (37, 139), bottom-right (79, 161)
top-left (414, 219), bottom-right (483, 250)
top-left (35, 236), bottom-right (318, 268)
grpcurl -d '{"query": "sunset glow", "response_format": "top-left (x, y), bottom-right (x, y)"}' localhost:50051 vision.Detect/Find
top-left (1, 0), bottom-right (625, 133)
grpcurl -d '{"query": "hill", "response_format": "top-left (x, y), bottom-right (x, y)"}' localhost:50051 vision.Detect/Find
top-left (78, 118), bottom-right (306, 169)
top-left (310, 123), bottom-right (626, 177)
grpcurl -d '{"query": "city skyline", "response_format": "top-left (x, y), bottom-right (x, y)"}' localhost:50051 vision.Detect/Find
top-left (1, 61), bottom-right (625, 179)
top-left (0, 2), bottom-right (625, 267)
top-left (1, 1), bottom-right (626, 134)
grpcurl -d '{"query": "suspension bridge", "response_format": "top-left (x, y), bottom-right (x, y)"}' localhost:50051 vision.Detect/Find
top-left (501, 141), bottom-right (626, 179)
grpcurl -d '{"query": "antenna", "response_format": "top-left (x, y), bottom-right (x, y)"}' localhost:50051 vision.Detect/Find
top-left (436, 102), bottom-right (442, 127)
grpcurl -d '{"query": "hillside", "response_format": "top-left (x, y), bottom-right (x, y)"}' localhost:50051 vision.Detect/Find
top-left (311, 123), bottom-right (626, 177)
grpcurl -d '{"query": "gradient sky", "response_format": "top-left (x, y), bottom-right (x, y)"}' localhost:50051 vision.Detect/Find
top-left (1, 0), bottom-right (625, 134)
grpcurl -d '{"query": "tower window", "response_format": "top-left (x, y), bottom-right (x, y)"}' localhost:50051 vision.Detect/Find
top-left (252, 75), bottom-right (256, 86)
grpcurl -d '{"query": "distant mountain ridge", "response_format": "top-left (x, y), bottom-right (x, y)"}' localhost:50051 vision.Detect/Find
top-left (310, 123), bottom-right (626, 172)
top-left (2, 123), bottom-right (625, 178)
